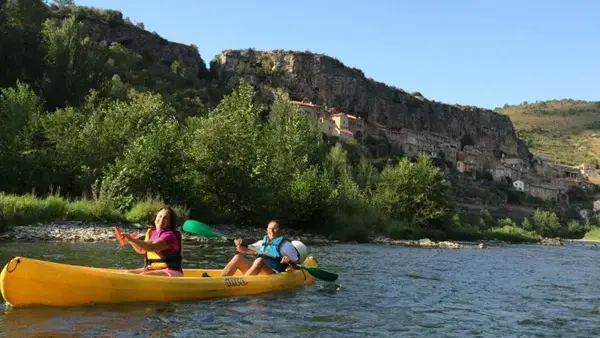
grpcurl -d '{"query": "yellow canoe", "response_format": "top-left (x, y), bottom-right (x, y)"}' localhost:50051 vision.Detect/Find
top-left (0, 256), bottom-right (318, 307)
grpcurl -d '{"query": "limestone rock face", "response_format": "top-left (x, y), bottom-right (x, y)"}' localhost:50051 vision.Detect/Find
top-left (213, 49), bottom-right (532, 161)
top-left (55, 8), bottom-right (207, 73)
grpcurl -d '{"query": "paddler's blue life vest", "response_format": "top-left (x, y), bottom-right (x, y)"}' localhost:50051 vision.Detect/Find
top-left (257, 235), bottom-right (300, 273)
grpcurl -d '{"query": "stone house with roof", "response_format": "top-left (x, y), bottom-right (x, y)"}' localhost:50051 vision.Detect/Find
top-left (489, 164), bottom-right (520, 182)
top-left (527, 182), bottom-right (562, 201)
top-left (501, 156), bottom-right (525, 168)
top-left (331, 112), bottom-right (365, 140)
top-left (291, 100), bottom-right (327, 118)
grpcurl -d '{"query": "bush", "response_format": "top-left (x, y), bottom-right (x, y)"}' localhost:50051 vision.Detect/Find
top-left (65, 199), bottom-right (106, 222)
top-left (583, 227), bottom-right (600, 241)
top-left (0, 192), bottom-right (190, 228)
top-left (372, 154), bottom-right (450, 228)
top-left (478, 208), bottom-right (496, 229)
top-left (98, 118), bottom-right (188, 210)
top-left (531, 209), bottom-right (562, 237)
top-left (484, 225), bottom-right (540, 243)
top-left (566, 219), bottom-right (585, 238)
top-left (0, 193), bottom-right (67, 226)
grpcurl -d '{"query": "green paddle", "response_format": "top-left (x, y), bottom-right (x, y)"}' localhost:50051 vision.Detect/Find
top-left (181, 219), bottom-right (339, 282)
top-left (292, 260), bottom-right (339, 282)
top-left (250, 248), bottom-right (339, 282)
top-left (182, 219), bottom-right (226, 239)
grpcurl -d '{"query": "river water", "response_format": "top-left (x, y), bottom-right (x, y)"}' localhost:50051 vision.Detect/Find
top-left (1, 240), bottom-right (600, 337)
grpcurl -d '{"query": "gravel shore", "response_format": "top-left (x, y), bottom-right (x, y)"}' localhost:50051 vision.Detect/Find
top-left (0, 221), bottom-right (563, 248)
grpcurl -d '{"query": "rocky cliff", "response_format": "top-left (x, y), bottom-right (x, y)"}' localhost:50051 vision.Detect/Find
top-left (212, 49), bottom-right (532, 161)
top-left (51, 5), bottom-right (207, 74)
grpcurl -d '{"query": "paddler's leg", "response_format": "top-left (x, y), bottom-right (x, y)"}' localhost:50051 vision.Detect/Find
top-left (127, 268), bottom-right (147, 274)
top-left (140, 269), bottom-right (181, 277)
top-left (139, 269), bottom-right (182, 277)
top-left (244, 257), bottom-right (275, 276)
top-left (219, 254), bottom-right (253, 277)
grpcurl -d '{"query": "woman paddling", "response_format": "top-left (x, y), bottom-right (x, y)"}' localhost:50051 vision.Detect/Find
top-left (118, 207), bottom-right (184, 277)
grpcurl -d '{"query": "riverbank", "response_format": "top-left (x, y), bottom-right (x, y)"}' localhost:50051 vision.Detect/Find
top-left (0, 186), bottom-right (580, 249)
top-left (0, 221), bottom-right (566, 248)
top-left (0, 221), bottom-right (333, 245)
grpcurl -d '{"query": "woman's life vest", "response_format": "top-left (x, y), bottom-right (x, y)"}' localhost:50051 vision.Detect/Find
top-left (143, 228), bottom-right (183, 272)
top-left (257, 235), bottom-right (300, 272)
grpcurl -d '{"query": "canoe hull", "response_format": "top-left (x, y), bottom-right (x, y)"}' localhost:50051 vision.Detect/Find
top-left (0, 256), bottom-right (317, 307)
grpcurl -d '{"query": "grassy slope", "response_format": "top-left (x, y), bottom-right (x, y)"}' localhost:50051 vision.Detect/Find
top-left (495, 99), bottom-right (600, 166)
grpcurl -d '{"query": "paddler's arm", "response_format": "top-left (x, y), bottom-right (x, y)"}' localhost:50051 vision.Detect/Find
top-left (235, 239), bottom-right (258, 254)
top-left (128, 240), bottom-right (147, 254)
top-left (123, 234), bottom-right (170, 253)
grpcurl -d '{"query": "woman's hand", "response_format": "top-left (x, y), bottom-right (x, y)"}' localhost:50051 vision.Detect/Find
top-left (120, 233), bottom-right (140, 243)
top-left (234, 239), bottom-right (244, 252)
top-left (280, 255), bottom-right (292, 264)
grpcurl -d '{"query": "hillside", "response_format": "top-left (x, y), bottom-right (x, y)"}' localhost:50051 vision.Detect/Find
top-left (36, 4), bottom-right (534, 164)
top-left (46, 4), bottom-right (223, 115)
top-left (495, 100), bottom-right (600, 166)
top-left (213, 50), bottom-right (532, 162)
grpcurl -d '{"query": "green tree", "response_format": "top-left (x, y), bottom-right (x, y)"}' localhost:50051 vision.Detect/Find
top-left (286, 165), bottom-right (333, 227)
top-left (355, 156), bottom-right (379, 196)
top-left (41, 15), bottom-right (109, 110)
top-left (171, 60), bottom-right (186, 78)
top-left (184, 81), bottom-right (264, 224)
top-left (0, 0), bottom-right (9, 86)
top-left (319, 144), bottom-right (385, 240)
top-left (0, 0), bottom-right (48, 88)
top-left (97, 118), bottom-right (187, 210)
top-left (323, 144), bottom-right (361, 204)
top-left (261, 89), bottom-right (324, 217)
top-left (522, 217), bottom-right (533, 231)
top-left (531, 209), bottom-right (562, 237)
top-left (373, 153), bottom-right (450, 227)
top-left (41, 89), bottom-right (177, 195)
top-left (0, 81), bottom-right (44, 192)
top-left (40, 105), bottom-right (88, 194)
top-left (479, 208), bottom-right (496, 229)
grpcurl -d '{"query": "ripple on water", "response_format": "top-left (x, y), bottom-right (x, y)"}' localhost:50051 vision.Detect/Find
top-left (2, 242), bottom-right (600, 337)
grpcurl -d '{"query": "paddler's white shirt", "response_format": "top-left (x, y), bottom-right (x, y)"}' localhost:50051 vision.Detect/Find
top-left (249, 239), bottom-right (299, 262)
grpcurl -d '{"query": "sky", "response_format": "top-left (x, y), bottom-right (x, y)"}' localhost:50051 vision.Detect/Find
top-left (75, 0), bottom-right (599, 109)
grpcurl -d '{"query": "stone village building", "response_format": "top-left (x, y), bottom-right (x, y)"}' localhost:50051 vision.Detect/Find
top-left (291, 100), bottom-right (325, 118)
top-left (501, 156), bottom-right (525, 168)
top-left (290, 100), bottom-right (593, 202)
top-left (528, 182), bottom-right (562, 201)
top-left (291, 100), bottom-right (483, 170)
top-left (365, 121), bottom-right (460, 164)
top-left (291, 100), bottom-right (360, 142)
top-left (490, 164), bottom-right (520, 182)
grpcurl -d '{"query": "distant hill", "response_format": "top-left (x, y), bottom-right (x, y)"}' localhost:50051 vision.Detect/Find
top-left (495, 99), bottom-right (600, 166)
